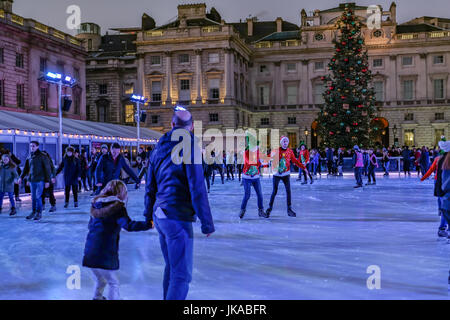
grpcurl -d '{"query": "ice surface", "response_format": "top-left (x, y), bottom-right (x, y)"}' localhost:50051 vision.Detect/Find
top-left (0, 173), bottom-right (448, 300)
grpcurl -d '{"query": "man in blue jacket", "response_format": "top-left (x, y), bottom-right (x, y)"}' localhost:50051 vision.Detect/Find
top-left (95, 143), bottom-right (140, 193)
top-left (144, 108), bottom-right (215, 300)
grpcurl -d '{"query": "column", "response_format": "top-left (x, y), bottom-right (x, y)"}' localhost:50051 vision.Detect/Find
top-left (136, 53), bottom-right (145, 96)
top-left (165, 51), bottom-right (172, 104)
top-left (224, 48), bottom-right (232, 103)
top-left (195, 49), bottom-right (202, 103)
top-left (274, 61), bottom-right (281, 105)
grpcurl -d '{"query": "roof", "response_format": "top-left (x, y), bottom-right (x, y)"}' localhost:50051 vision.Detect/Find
top-left (396, 23), bottom-right (443, 34)
top-left (0, 110), bottom-right (162, 140)
top-left (98, 34), bottom-right (136, 52)
top-left (156, 17), bottom-right (220, 30)
top-left (231, 20), bottom-right (299, 43)
top-left (320, 3), bottom-right (368, 13)
top-left (257, 30), bottom-right (301, 42)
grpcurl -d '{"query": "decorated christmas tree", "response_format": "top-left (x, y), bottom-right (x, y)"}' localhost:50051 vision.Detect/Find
top-left (317, 4), bottom-right (376, 149)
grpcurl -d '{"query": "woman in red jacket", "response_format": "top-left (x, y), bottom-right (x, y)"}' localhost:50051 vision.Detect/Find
top-left (265, 136), bottom-right (306, 218)
top-left (297, 143), bottom-right (313, 185)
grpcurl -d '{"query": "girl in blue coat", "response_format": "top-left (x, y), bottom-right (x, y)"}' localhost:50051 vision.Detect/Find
top-left (82, 180), bottom-right (153, 300)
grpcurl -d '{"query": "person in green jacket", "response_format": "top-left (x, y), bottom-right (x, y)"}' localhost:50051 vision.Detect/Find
top-left (0, 154), bottom-right (18, 216)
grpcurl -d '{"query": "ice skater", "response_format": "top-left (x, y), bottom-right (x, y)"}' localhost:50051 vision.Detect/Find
top-left (56, 147), bottom-right (81, 208)
top-left (366, 149), bottom-right (378, 185)
top-left (353, 145), bottom-right (364, 188)
top-left (82, 180), bottom-right (152, 300)
top-left (0, 154), bottom-right (18, 216)
top-left (297, 143), bottom-right (313, 184)
top-left (239, 137), bottom-right (266, 219)
top-left (265, 136), bottom-right (307, 217)
top-left (439, 145), bottom-right (450, 242)
top-left (421, 139), bottom-right (449, 238)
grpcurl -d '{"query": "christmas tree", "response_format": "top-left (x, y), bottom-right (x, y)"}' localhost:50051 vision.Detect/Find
top-left (317, 4), bottom-right (376, 149)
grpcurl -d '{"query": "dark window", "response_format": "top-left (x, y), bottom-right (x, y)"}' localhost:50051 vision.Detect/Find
top-left (0, 48), bottom-right (4, 64)
top-left (179, 54), bottom-right (190, 64)
top-left (151, 81), bottom-right (161, 101)
top-left (40, 87), bottom-right (48, 110)
top-left (151, 115), bottom-right (159, 124)
top-left (210, 88), bottom-right (220, 99)
top-left (404, 113), bottom-right (414, 121)
top-left (209, 113), bottom-right (219, 122)
top-left (259, 65), bottom-right (267, 73)
top-left (16, 84), bottom-right (24, 107)
top-left (373, 58), bottom-right (383, 67)
top-left (88, 39), bottom-right (93, 51)
top-left (99, 84), bottom-right (107, 95)
top-left (16, 53), bottom-right (24, 68)
top-left (288, 117), bottom-right (296, 125)
top-left (0, 80), bottom-right (4, 106)
top-left (435, 113), bottom-right (444, 120)
top-left (180, 79), bottom-right (190, 90)
top-left (260, 118), bottom-right (269, 125)
top-left (40, 58), bottom-right (47, 73)
top-left (150, 56), bottom-right (161, 65)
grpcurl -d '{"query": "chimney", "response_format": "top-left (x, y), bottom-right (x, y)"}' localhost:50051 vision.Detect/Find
top-left (246, 18), bottom-right (253, 37)
top-left (0, 0), bottom-right (13, 14)
top-left (276, 17), bottom-right (283, 32)
top-left (389, 2), bottom-right (397, 25)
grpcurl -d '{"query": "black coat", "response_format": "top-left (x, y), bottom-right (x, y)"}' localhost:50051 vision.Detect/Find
top-left (56, 156), bottom-right (81, 187)
top-left (82, 198), bottom-right (151, 270)
top-left (95, 154), bottom-right (139, 186)
top-left (20, 149), bottom-right (51, 183)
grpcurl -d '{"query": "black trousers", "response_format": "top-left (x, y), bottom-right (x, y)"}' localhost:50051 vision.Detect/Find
top-left (65, 184), bottom-right (78, 203)
top-left (226, 164), bottom-right (234, 180)
top-left (368, 166), bottom-right (376, 183)
top-left (403, 160), bottom-right (411, 174)
top-left (327, 160), bottom-right (333, 174)
top-left (237, 164), bottom-right (243, 181)
top-left (212, 165), bottom-right (224, 184)
top-left (268, 175), bottom-right (292, 209)
top-left (205, 165), bottom-right (214, 191)
top-left (42, 183), bottom-right (56, 206)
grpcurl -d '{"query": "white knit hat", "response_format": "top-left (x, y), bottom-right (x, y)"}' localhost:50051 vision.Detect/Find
top-left (438, 140), bottom-right (450, 152)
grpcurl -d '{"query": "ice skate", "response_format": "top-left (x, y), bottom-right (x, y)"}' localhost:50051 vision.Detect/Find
top-left (239, 209), bottom-right (246, 219)
top-left (26, 211), bottom-right (36, 220)
top-left (258, 208), bottom-right (268, 218)
top-left (438, 228), bottom-right (448, 238)
top-left (310, 179), bottom-right (314, 184)
top-left (264, 208), bottom-right (272, 218)
top-left (15, 197), bottom-right (22, 202)
top-left (33, 212), bottom-right (42, 221)
top-left (9, 207), bottom-right (17, 216)
top-left (74, 202), bottom-right (78, 208)
top-left (49, 206), bottom-right (56, 213)
top-left (287, 207), bottom-right (297, 217)
top-left (64, 203), bottom-right (69, 208)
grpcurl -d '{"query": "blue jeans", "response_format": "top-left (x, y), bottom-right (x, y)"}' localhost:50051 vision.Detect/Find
top-left (354, 167), bottom-right (363, 186)
top-left (241, 178), bottom-right (263, 210)
top-left (0, 192), bottom-right (15, 209)
top-left (154, 214), bottom-right (193, 300)
top-left (30, 181), bottom-right (45, 213)
top-left (438, 197), bottom-right (448, 229)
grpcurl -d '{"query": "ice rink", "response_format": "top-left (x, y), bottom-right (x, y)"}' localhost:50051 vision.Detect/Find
top-left (0, 173), bottom-right (448, 300)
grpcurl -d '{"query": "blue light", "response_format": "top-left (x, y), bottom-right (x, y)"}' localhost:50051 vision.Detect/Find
top-left (130, 94), bottom-right (147, 103)
top-left (46, 72), bottom-right (62, 80)
top-left (174, 105), bottom-right (187, 111)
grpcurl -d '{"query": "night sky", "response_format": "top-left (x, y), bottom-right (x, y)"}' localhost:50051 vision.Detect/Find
top-left (12, 0), bottom-right (450, 35)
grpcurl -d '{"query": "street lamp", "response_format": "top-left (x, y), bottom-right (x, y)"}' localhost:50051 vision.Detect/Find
top-left (304, 127), bottom-right (309, 147)
top-left (39, 71), bottom-right (77, 164)
top-left (129, 94), bottom-right (148, 150)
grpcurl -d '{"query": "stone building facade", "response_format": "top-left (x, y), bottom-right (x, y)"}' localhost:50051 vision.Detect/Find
top-left (0, 0), bottom-right (87, 120)
top-left (102, 2), bottom-right (450, 148)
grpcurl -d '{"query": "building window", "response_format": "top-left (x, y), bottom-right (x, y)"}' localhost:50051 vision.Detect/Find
top-left (258, 85), bottom-right (269, 105)
top-left (39, 58), bottom-right (47, 73)
top-left (373, 58), bottom-right (383, 67)
top-left (40, 87), bottom-right (48, 111)
top-left (179, 79), bottom-right (190, 101)
top-left (435, 129), bottom-right (445, 145)
top-left (404, 113), bottom-right (414, 121)
top-left (16, 53), bottom-right (24, 68)
top-left (209, 113), bottom-right (219, 122)
top-left (99, 84), bottom-right (108, 95)
top-left (404, 129), bottom-right (415, 147)
top-left (208, 53), bottom-right (219, 63)
top-left (288, 132), bottom-right (297, 149)
top-left (314, 61), bottom-right (324, 71)
top-left (151, 115), bottom-right (159, 124)
top-left (288, 117), bottom-right (296, 125)
top-left (286, 85), bottom-right (297, 105)
top-left (373, 81), bottom-right (384, 101)
top-left (150, 55), bottom-right (161, 65)
top-left (313, 83), bottom-right (325, 104)
top-left (286, 63), bottom-right (296, 72)
top-left (434, 79), bottom-right (445, 99)
top-left (0, 48), bottom-right (4, 64)
top-left (259, 65), bottom-right (267, 73)
top-left (260, 118), bottom-right (269, 126)
top-left (314, 33), bottom-right (324, 41)
top-left (435, 113), bottom-right (444, 120)
top-left (151, 81), bottom-right (161, 101)
top-left (124, 83), bottom-right (134, 95)
top-left (98, 105), bottom-right (107, 122)
top-left (402, 56), bottom-right (413, 66)
top-left (16, 84), bottom-right (24, 107)
top-left (208, 78), bottom-right (220, 100)
top-left (0, 80), bottom-right (4, 106)
top-left (433, 55), bottom-right (444, 65)
top-left (402, 80), bottom-right (414, 100)
top-left (125, 104), bottom-right (134, 123)
top-left (88, 39), bottom-right (93, 51)
top-left (179, 54), bottom-right (190, 64)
